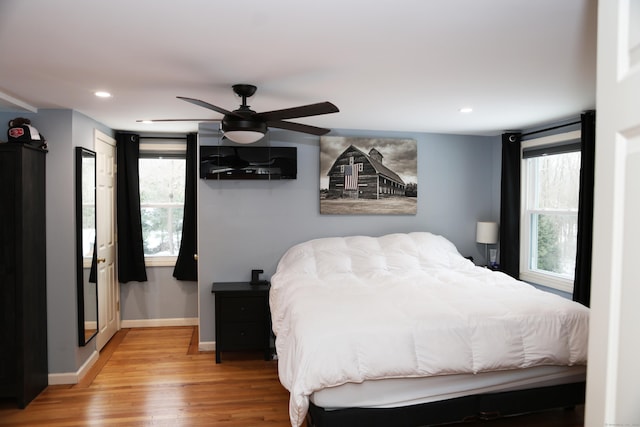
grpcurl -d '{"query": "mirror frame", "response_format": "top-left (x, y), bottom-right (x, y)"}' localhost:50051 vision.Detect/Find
top-left (75, 147), bottom-right (98, 346)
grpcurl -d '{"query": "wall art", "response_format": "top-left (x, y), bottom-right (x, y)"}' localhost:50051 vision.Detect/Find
top-left (320, 136), bottom-right (417, 214)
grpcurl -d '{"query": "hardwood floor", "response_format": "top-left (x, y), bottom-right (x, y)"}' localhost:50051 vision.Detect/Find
top-left (0, 327), bottom-right (584, 426)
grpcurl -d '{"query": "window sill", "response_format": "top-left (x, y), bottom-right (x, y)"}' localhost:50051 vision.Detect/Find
top-left (144, 256), bottom-right (177, 267)
top-left (519, 270), bottom-right (574, 293)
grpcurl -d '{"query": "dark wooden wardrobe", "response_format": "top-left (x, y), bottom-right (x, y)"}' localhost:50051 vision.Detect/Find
top-left (0, 143), bottom-right (48, 408)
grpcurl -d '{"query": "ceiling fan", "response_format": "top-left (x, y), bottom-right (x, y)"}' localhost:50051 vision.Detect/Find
top-left (138, 84), bottom-right (339, 144)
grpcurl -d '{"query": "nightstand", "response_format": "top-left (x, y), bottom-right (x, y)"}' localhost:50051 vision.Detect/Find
top-left (211, 282), bottom-right (272, 363)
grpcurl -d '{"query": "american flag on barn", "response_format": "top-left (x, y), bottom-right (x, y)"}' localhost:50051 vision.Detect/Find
top-left (344, 160), bottom-right (359, 190)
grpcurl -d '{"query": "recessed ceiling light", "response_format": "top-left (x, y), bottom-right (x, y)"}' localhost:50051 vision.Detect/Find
top-left (459, 107), bottom-right (473, 113)
top-left (94, 91), bottom-right (112, 98)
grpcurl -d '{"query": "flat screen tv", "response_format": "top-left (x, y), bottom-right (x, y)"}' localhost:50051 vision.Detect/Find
top-left (200, 145), bottom-right (297, 180)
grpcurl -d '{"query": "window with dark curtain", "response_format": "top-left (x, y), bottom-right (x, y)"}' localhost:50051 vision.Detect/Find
top-left (116, 132), bottom-right (148, 283)
top-left (499, 112), bottom-right (595, 305)
top-left (173, 133), bottom-right (198, 281)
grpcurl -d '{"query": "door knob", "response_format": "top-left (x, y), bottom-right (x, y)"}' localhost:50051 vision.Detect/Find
top-left (97, 257), bottom-right (106, 263)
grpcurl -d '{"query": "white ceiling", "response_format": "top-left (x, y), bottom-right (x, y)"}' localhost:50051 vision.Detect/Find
top-left (0, 0), bottom-right (597, 136)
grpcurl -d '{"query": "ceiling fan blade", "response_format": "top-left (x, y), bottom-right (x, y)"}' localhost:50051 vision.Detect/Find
top-left (136, 118), bottom-right (220, 123)
top-left (177, 96), bottom-right (235, 116)
top-left (258, 102), bottom-right (339, 121)
top-left (267, 120), bottom-right (331, 136)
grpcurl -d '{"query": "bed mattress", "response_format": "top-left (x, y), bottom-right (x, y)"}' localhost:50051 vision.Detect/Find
top-left (310, 365), bottom-right (586, 410)
top-left (270, 232), bottom-right (590, 426)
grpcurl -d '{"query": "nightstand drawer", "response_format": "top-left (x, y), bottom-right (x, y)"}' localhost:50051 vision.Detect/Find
top-left (218, 322), bottom-right (263, 350)
top-left (219, 297), bottom-right (265, 322)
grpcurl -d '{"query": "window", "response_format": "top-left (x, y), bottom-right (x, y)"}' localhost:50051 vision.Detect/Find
top-left (520, 131), bottom-right (581, 292)
top-left (138, 143), bottom-right (186, 266)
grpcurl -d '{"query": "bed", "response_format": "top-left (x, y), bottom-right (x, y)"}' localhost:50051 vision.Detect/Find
top-left (269, 232), bottom-right (589, 427)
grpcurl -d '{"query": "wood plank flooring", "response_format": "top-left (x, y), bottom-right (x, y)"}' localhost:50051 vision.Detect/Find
top-left (0, 327), bottom-right (584, 426)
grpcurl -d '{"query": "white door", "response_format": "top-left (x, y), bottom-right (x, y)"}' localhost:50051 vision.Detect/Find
top-left (585, 1), bottom-right (640, 425)
top-left (94, 130), bottom-right (119, 351)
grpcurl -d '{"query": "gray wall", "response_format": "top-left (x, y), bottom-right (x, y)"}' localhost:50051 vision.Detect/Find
top-left (197, 126), bottom-right (501, 343)
top-left (1, 109), bottom-right (501, 372)
top-left (120, 267), bottom-right (198, 320)
top-left (3, 110), bottom-right (196, 374)
top-left (1, 109), bottom-right (112, 374)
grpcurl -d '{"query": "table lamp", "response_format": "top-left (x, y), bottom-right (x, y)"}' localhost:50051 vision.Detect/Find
top-left (476, 221), bottom-right (499, 267)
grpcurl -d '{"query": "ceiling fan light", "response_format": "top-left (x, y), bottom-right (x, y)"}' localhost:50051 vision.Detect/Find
top-left (222, 116), bottom-right (267, 144)
top-left (223, 130), bottom-right (265, 144)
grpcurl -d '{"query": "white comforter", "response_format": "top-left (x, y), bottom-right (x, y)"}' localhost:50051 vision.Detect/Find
top-left (269, 232), bottom-right (589, 426)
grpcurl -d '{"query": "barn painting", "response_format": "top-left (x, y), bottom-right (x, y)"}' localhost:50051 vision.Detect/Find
top-left (320, 136), bottom-right (417, 215)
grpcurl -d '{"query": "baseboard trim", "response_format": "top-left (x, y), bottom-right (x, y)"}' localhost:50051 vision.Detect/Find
top-left (120, 317), bottom-right (198, 328)
top-left (199, 341), bottom-right (216, 352)
top-left (48, 350), bottom-right (99, 385)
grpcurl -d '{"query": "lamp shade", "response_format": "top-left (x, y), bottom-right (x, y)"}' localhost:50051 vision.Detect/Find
top-left (223, 130), bottom-right (265, 144)
top-left (476, 221), bottom-right (499, 244)
top-left (221, 115), bottom-right (267, 144)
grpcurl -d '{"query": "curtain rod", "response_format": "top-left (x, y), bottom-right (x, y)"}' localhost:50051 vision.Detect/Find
top-left (139, 136), bottom-right (188, 140)
top-left (521, 120), bottom-right (581, 137)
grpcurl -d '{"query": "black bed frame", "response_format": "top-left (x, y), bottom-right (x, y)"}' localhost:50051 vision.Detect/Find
top-left (307, 381), bottom-right (585, 427)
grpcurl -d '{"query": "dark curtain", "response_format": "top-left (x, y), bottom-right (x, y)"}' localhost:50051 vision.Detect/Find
top-left (573, 111), bottom-right (596, 306)
top-left (116, 132), bottom-right (148, 283)
top-left (88, 245), bottom-right (97, 283)
top-left (499, 132), bottom-right (522, 279)
top-left (173, 133), bottom-right (198, 281)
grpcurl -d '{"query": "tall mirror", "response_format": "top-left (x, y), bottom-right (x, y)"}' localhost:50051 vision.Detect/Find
top-left (76, 147), bottom-right (98, 346)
